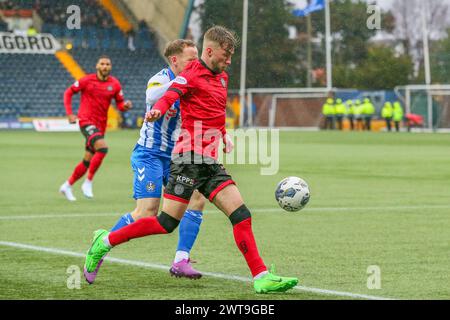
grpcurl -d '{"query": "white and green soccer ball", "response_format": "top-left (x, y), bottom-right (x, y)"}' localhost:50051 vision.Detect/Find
top-left (275, 177), bottom-right (311, 212)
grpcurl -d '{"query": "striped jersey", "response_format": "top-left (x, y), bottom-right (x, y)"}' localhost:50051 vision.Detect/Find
top-left (137, 68), bottom-right (181, 158)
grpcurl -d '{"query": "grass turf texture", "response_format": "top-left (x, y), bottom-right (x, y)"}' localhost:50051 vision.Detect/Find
top-left (0, 130), bottom-right (449, 300)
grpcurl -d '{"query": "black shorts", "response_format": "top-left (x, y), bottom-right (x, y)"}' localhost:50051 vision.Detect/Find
top-left (80, 124), bottom-right (104, 153)
top-left (164, 157), bottom-right (235, 204)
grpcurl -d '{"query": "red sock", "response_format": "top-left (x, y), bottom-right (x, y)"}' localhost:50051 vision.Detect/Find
top-left (233, 218), bottom-right (267, 277)
top-left (68, 160), bottom-right (90, 185)
top-left (108, 216), bottom-right (168, 246)
top-left (87, 150), bottom-right (107, 180)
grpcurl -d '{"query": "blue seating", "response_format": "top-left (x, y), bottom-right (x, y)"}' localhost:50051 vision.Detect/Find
top-left (0, 54), bottom-right (75, 120)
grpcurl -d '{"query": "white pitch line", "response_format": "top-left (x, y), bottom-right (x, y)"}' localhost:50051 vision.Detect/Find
top-left (1, 204), bottom-right (450, 220)
top-left (0, 241), bottom-right (394, 300)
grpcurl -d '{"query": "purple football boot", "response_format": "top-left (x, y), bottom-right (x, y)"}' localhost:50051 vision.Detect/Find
top-left (169, 259), bottom-right (202, 279)
top-left (83, 255), bottom-right (107, 284)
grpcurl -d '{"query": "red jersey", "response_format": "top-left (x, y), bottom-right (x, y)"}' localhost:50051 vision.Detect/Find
top-left (153, 59), bottom-right (228, 160)
top-left (64, 74), bottom-right (126, 133)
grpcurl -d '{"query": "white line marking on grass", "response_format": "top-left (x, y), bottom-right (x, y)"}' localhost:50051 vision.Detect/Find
top-left (0, 213), bottom-right (117, 220)
top-left (1, 204), bottom-right (450, 220)
top-left (0, 241), bottom-right (394, 300)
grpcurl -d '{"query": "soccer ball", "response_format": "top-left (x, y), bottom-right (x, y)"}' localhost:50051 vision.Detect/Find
top-left (275, 177), bottom-right (311, 212)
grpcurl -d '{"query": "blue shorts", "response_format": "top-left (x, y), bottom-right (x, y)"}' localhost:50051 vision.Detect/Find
top-left (131, 144), bottom-right (171, 199)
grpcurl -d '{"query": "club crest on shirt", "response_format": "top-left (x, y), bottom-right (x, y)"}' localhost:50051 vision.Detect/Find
top-left (146, 181), bottom-right (156, 192)
top-left (220, 78), bottom-right (226, 87)
top-left (107, 85), bottom-right (113, 92)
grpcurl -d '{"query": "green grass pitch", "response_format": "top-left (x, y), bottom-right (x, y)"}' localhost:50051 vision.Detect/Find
top-left (0, 130), bottom-right (449, 300)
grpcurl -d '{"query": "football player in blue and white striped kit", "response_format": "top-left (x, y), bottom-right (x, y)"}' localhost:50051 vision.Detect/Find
top-left (107, 40), bottom-right (205, 280)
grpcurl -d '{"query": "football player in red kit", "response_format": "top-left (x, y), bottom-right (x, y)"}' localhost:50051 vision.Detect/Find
top-left (60, 55), bottom-right (132, 201)
top-left (84, 27), bottom-right (298, 294)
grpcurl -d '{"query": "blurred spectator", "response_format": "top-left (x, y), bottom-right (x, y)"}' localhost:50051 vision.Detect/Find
top-left (361, 98), bottom-right (375, 131)
top-left (354, 100), bottom-right (364, 131)
top-left (127, 29), bottom-right (136, 51)
top-left (381, 102), bottom-right (393, 132)
top-left (346, 100), bottom-right (355, 131)
top-left (393, 101), bottom-right (404, 132)
top-left (0, 16), bottom-right (8, 32)
top-left (322, 98), bottom-right (335, 130)
top-left (334, 98), bottom-right (347, 131)
top-left (32, 0), bottom-right (114, 28)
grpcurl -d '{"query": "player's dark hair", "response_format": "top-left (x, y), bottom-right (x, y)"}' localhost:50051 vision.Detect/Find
top-left (97, 55), bottom-right (111, 63)
top-left (204, 25), bottom-right (239, 52)
top-left (164, 39), bottom-right (196, 59)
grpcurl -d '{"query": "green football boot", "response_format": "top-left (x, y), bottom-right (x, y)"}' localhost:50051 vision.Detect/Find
top-left (253, 265), bottom-right (298, 294)
top-left (83, 229), bottom-right (111, 284)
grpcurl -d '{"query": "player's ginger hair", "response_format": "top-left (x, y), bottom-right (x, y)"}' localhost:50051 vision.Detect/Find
top-left (203, 25), bottom-right (239, 52)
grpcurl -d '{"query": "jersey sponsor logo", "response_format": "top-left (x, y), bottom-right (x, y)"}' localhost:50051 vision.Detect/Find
top-left (176, 175), bottom-right (195, 186)
top-left (174, 76), bottom-right (187, 85)
top-left (147, 82), bottom-right (162, 89)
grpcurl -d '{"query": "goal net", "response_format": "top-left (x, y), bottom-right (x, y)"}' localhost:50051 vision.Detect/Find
top-left (395, 85), bottom-right (450, 130)
top-left (242, 88), bottom-right (330, 128)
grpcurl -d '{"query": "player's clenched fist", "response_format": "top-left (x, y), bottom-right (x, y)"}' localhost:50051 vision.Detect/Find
top-left (145, 109), bottom-right (162, 122)
top-left (123, 100), bottom-right (133, 111)
top-left (68, 114), bottom-right (78, 124)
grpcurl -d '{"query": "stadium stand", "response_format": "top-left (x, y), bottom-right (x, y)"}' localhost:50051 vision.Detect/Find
top-left (0, 0), bottom-right (165, 124)
top-left (0, 53), bottom-right (75, 118)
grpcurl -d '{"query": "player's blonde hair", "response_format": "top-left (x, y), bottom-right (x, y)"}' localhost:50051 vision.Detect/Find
top-left (164, 39), bottom-right (196, 59)
top-left (203, 25), bottom-right (239, 52)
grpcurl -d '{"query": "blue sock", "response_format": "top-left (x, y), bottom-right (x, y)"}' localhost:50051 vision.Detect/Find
top-left (111, 213), bottom-right (135, 231)
top-left (177, 210), bottom-right (203, 253)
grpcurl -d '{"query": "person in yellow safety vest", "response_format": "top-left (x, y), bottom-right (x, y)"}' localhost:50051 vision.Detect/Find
top-left (362, 98), bottom-right (375, 131)
top-left (354, 99), bottom-right (363, 131)
top-left (393, 101), bottom-right (404, 132)
top-left (334, 98), bottom-right (347, 130)
top-left (346, 100), bottom-right (355, 131)
top-left (381, 102), bottom-right (394, 132)
top-left (322, 98), bottom-right (335, 130)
